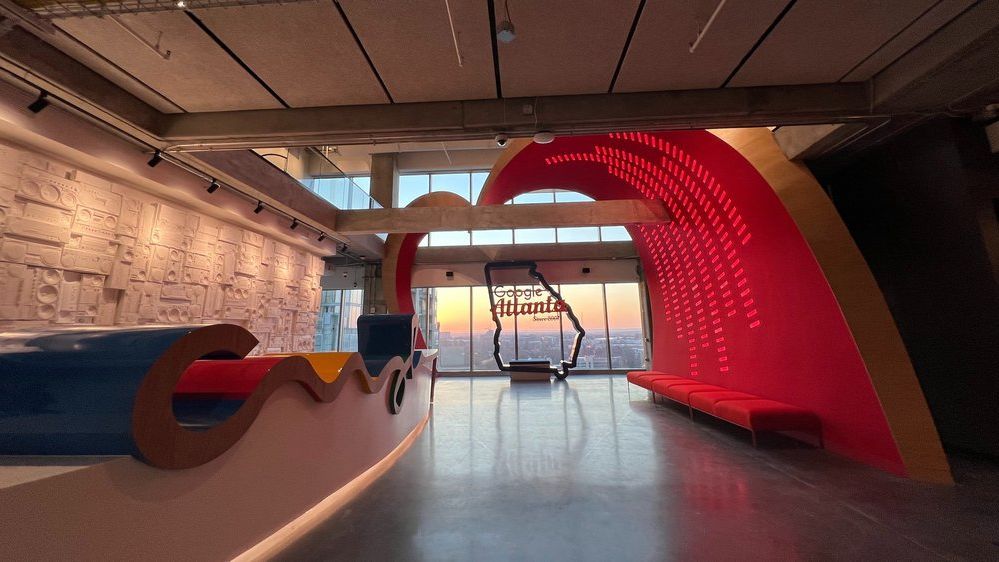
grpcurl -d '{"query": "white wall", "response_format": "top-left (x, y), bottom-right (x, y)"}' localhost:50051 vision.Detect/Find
top-left (0, 141), bottom-right (323, 354)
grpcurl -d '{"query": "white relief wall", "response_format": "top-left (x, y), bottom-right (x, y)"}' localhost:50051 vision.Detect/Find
top-left (0, 141), bottom-right (324, 354)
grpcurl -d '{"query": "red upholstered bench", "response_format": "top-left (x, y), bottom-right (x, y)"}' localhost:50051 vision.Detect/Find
top-left (649, 378), bottom-right (702, 396)
top-left (689, 390), bottom-right (757, 414)
top-left (628, 371), bottom-right (822, 449)
top-left (660, 384), bottom-right (727, 418)
top-left (627, 371), bottom-right (684, 390)
top-left (712, 399), bottom-right (823, 448)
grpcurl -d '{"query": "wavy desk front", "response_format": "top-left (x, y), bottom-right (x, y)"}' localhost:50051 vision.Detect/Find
top-left (0, 322), bottom-right (437, 560)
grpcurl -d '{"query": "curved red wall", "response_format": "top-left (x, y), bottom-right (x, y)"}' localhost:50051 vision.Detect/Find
top-left (478, 131), bottom-right (905, 475)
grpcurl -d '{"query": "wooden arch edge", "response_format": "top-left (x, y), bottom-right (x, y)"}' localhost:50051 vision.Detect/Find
top-left (711, 128), bottom-right (952, 484)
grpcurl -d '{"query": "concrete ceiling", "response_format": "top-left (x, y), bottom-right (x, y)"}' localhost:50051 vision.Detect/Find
top-left (23, 0), bottom-right (985, 112)
top-left (337, 0), bottom-right (496, 103)
top-left (727, 0), bottom-right (970, 87)
top-left (194, 2), bottom-right (389, 107)
top-left (496, 0), bottom-right (639, 97)
top-left (55, 11), bottom-right (284, 112)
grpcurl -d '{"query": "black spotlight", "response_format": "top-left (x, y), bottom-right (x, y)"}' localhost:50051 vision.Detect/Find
top-left (147, 150), bottom-right (163, 167)
top-left (290, 218), bottom-right (299, 230)
top-left (28, 91), bottom-right (50, 114)
top-left (253, 200), bottom-right (264, 214)
top-left (317, 232), bottom-right (326, 242)
top-left (206, 179), bottom-right (220, 193)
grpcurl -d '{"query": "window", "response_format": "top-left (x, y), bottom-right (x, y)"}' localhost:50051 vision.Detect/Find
top-left (398, 174), bottom-right (430, 207)
top-left (600, 226), bottom-right (631, 241)
top-left (396, 176), bottom-right (633, 246)
top-left (605, 283), bottom-right (645, 369)
top-left (431, 172), bottom-right (471, 200)
top-left (513, 228), bottom-right (556, 244)
top-left (560, 284), bottom-right (609, 369)
top-left (314, 288), bottom-right (363, 352)
top-left (557, 227), bottom-right (600, 243)
top-left (471, 286), bottom-right (504, 371)
top-left (471, 172), bottom-right (489, 203)
top-left (435, 287), bottom-right (470, 371)
top-left (417, 282), bottom-right (645, 372)
top-left (515, 284), bottom-right (564, 367)
top-left (472, 229), bottom-right (513, 245)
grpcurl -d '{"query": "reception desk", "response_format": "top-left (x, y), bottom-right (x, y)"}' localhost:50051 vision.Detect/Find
top-left (0, 319), bottom-right (436, 560)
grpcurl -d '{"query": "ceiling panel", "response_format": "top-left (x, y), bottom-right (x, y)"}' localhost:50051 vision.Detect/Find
top-left (339, 0), bottom-right (495, 103)
top-left (615, 0), bottom-right (790, 93)
top-left (729, 0), bottom-right (940, 87)
top-left (496, 0), bottom-right (639, 97)
top-left (57, 11), bottom-right (282, 112)
top-left (194, 3), bottom-right (389, 108)
top-left (842, 0), bottom-right (975, 81)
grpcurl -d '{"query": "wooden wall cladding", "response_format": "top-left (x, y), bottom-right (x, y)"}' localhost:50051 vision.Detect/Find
top-left (0, 141), bottom-right (323, 354)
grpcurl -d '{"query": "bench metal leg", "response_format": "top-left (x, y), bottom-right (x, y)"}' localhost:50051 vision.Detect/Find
top-left (751, 430), bottom-right (758, 448)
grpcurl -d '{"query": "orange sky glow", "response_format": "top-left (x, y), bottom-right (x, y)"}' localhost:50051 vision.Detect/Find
top-left (433, 283), bottom-right (643, 334)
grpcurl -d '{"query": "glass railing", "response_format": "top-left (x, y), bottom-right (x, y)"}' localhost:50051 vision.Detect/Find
top-left (300, 176), bottom-right (381, 210)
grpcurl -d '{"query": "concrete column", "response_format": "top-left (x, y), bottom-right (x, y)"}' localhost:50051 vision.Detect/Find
top-left (361, 263), bottom-right (387, 314)
top-left (369, 153), bottom-right (399, 208)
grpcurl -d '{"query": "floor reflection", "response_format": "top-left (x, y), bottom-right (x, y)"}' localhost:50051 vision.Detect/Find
top-left (276, 375), bottom-right (999, 561)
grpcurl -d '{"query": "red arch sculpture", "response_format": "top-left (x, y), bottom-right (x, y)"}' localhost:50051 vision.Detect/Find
top-left (383, 130), bottom-right (951, 481)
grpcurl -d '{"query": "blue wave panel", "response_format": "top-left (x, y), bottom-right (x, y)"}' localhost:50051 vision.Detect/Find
top-left (0, 326), bottom-right (197, 456)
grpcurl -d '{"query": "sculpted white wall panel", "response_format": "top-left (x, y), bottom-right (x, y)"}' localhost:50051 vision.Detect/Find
top-left (0, 142), bottom-right (324, 354)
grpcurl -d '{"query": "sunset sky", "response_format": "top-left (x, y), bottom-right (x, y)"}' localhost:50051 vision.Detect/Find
top-left (433, 283), bottom-right (643, 335)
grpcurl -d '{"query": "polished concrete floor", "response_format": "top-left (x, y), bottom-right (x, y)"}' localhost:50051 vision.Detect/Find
top-left (276, 376), bottom-right (999, 561)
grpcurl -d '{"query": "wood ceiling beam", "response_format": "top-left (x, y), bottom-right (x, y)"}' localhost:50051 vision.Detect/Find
top-left (334, 200), bottom-right (670, 235)
top-left (155, 83), bottom-right (877, 150)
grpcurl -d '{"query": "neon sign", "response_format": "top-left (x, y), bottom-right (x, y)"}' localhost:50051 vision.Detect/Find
top-left (490, 286), bottom-right (567, 322)
top-left (484, 261), bottom-right (585, 379)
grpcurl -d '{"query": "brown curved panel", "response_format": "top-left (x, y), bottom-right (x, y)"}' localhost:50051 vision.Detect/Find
top-left (131, 323), bottom-right (415, 469)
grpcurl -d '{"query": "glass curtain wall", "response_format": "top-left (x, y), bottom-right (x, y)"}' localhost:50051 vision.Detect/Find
top-left (398, 174), bottom-right (631, 246)
top-left (314, 288), bottom-right (364, 352)
top-left (414, 282), bottom-right (646, 373)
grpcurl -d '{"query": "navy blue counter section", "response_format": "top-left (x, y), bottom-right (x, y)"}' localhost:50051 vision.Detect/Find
top-left (358, 314), bottom-right (415, 376)
top-left (0, 326), bottom-right (197, 455)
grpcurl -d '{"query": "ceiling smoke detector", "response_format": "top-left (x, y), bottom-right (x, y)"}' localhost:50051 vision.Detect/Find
top-left (496, 19), bottom-right (516, 43)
